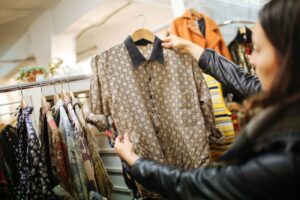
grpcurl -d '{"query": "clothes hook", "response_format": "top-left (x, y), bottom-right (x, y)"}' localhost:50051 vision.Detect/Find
top-left (18, 83), bottom-right (24, 98)
top-left (135, 14), bottom-right (146, 28)
top-left (65, 76), bottom-right (71, 92)
top-left (39, 81), bottom-right (43, 96)
top-left (59, 78), bottom-right (64, 92)
top-left (51, 78), bottom-right (58, 94)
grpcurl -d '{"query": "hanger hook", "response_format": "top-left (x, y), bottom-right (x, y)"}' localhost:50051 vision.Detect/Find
top-left (39, 81), bottom-right (43, 96)
top-left (65, 76), bottom-right (71, 92)
top-left (59, 78), bottom-right (64, 92)
top-left (51, 78), bottom-right (57, 94)
top-left (135, 14), bottom-right (146, 28)
top-left (18, 83), bottom-right (24, 98)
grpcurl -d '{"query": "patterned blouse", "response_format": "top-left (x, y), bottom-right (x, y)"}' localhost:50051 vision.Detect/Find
top-left (16, 107), bottom-right (55, 199)
top-left (90, 36), bottom-right (223, 169)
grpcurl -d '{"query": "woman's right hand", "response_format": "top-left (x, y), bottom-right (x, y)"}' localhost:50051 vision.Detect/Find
top-left (162, 35), bottom-right (204, 61)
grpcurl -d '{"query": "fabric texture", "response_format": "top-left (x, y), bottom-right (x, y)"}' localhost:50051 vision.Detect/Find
top-left (0, 125), bottom-right (19, 187)
top-left (40, 101), bottom-right (74, 196)
top-left (64, 95), bottom-right (97, 194)
top-left (39, 103), bottom-right (59, 187)
top-left (73, 98), bottom-right (113, 199)
top-left (90, 36), bottom-right (223, 198)
top-left (15, 107), bottom-right (55, 199)
top-left (53, 99), bottom-right (88, 200)
top-left (90, 36), bottom-right (222, 168)
top-left (170, 10), bottom-right (232, 60)
top-left (170, 10), bottom-right (235, 160)
top-left (0, 138), bottom-right (15, 199)
top-left (228, 27), bottom-right (255, 76)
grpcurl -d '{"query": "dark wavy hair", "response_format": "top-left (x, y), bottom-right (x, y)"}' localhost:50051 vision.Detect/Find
top-left (245, 0), bottom-right (300, 118)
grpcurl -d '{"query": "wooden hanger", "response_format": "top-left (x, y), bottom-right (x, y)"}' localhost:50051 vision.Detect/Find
top-left (131, 28), bottom-right (155, 43)
top-left (131, 14), bottom-right (155, 43)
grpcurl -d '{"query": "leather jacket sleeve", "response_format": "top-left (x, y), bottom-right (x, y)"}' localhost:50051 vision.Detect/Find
top-left (199, 49), bottom-right (262, 100)
top-left (130, 154), bottom-right (298, 200)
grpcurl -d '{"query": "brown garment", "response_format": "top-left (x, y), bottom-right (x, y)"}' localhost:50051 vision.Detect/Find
top-left (90, 36), bottom-right (223, 198)
top-left (170, 9), bottom-right (232, 60)
top-left (40, 102), bottom-right (74, 196)
top-left (229, 27), bottom-right (255, 75)
top-left (72, 98), bottom-right (113, 199)
top-left (63, 95), bottom-right (96, 196)
top-left (90, 36), bottom-right (222, 168)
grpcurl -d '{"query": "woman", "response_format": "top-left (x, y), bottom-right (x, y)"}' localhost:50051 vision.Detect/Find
top-left (115, 0), bottom-right (300, 199)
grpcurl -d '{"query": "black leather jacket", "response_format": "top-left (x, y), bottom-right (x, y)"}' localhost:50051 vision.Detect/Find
top-left (199, 49), bottom-right (262, 99)
top-left (130, 50), bottom-right (300, 200)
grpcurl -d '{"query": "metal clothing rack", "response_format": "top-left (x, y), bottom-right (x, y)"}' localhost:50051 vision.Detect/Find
top-left (218, 18), bottom-right (255, 27)
top-left (0, 74), bottom-right (91, 94)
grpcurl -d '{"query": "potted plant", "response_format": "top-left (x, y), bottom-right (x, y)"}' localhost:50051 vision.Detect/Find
top-left (16, 66), bottom-right (48, 82)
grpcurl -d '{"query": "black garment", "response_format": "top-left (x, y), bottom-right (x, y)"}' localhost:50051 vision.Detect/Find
top-left (39, 106), bottom-right (59, 188)
top-left (130, 102), bottom-right (300, 200)
top-left (197, 18), bottom-right (206, 37)
top-left (124, 36), bottom-right (164, 68)
top-left (0, 131), bottom-right (16, 200)
top-left (199, 49), bottom-right (261, 100)
top-left (0, 125), bottom-right (19, 186)
top-left (16, 107), bottom-right (55, 199)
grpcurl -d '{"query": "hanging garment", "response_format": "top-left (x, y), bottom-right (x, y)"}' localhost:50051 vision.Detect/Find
top-left (171, 10), bottom-right (236, 160)
top-left (0, 125), bottom-right (19, 188)
top-left (170, 10), bottom-right (232, 60)
top-left (72, 98), bottom-right (113, 199)
top-left (63, 96), bottom-right (98, 195)
top-left (0, 137), bottom-right (15, 200)
top-left (229, 26), bottom-right (255, 75)
top-left (90, 36), bottom-right (222, 168)
top-left (39, 101), bottom-right (74, 195)
top-left (52, 185), bottom-right (75, 200)
top-left (15, 107), bottom-right (55, 199)
top-left (53, 99), bottom-right (88, 200)
top-left (39, 103), bottom-right (59, 187)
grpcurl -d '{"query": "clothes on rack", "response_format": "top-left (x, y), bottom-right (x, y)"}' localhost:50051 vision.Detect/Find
top-left (229, 26), bottom-right (255, 75)
top-left (0, 94), bottom-right (112, 200)
top-left (73, 98), bottom-right (113, 199)
top-left (39, 102), bottom-right (74, 195)
top-left (89, 35), bottom-right (223, 198)
top-left (54, 99), bottom-right (89, 200)
top-left (0, 125), bottom-right (18, 200)
top-left (16, 107), bottom-right (55, 199)
top-left (64, 95), bottom-right (98, 193)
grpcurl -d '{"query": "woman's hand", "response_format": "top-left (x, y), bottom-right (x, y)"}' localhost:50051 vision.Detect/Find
top-left (114, 133), bottom-right (140, 166)
top-left (162, 35), bottom-right (205, 61)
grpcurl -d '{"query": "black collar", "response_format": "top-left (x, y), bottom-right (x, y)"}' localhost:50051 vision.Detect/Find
top-left (124, 36), bottom-right (164, 68)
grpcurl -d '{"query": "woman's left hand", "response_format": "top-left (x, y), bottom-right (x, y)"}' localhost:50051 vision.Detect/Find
top-left (114, 133), bottom-right (140, 166)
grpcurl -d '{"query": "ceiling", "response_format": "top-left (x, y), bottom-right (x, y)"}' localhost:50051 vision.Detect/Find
top-left (0, 0), bottom-right (59, 58)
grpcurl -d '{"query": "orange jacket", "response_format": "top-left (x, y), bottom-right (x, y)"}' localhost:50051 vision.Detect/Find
top-left (170, 10), bottom-right (232, 60)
